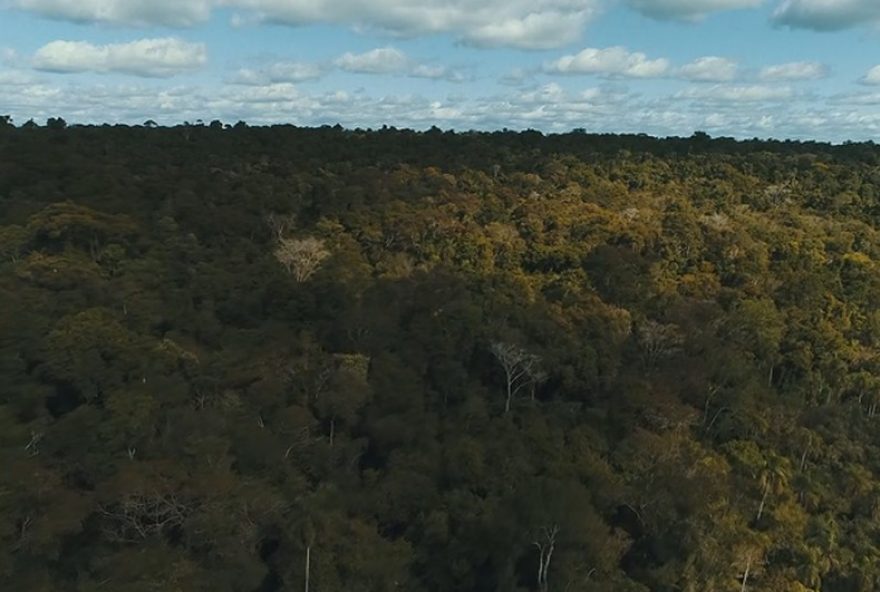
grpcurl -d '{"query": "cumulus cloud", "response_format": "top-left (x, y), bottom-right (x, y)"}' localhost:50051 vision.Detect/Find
top-left (409, 64), bottom-right (467, 83)
top-left (32, 38), bottom-right (207, 77)
top-left (330, 47), bottom-right (466, 81)
top-left (11, 0), bottom-right (213, 27)
top-left (627, 0), bottom-right (762, 21)
top-left (830, 91), bottom-right (880, 105)
top-left (860, 65), bottom-right (880, 86)
top-left (545, 46), bottom-right (670, 78)
top-left (230, 61), bottom-right (323, 85)
top-left (9, 0), bottom-right (600, 49)
top-left (236, 0), bottom-right (600, 49)
top-left (228, 48), bottom-right (465, 84)
top-left (5, 74), bottom-right (880, 142)
top-left (678, 56), bottom-right (738, 82)
top-left (772, 0), bottom-right (880, 31)
top-left (759, 61), bottom-right (828, 81)
top-left (334, 47), bottom-right (409, 74)
top-left (458, 9), bottom-right (593, 49)
top-left (515, 82), bottom-right (567, 104)
top-left (677, 84), bottom-right (794, 102)
top-left (220, 82), bottom-right (314, 107)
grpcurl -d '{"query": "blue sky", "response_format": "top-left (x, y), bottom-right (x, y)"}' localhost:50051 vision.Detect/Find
top-left (2, 0), bottom-right (880, 140)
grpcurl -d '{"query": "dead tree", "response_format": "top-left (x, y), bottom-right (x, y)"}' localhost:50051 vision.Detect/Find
top-left (490, 342), bottom-right (542, 415)
top-left (637, 320), bottom-right (684, 368)
top-left (98, 491), bottom-right (192, 543)
top-left (534, 525), bottom-right (559, 592)
top-left (265, 212), bottom-right (298, 241)
top-left (25, 430), bottom-right (43, 457)
top-left (274, 237), bottom-right (331, 282)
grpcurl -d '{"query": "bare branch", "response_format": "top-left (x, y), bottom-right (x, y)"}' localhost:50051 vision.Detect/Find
top-left (491, 341), bottom-right (543, 414)
top-left (25, 430), bottom-right (43, 457)
top-left (265, 212), bottom-right (298, 241)
top-left (99, 491), bottom-right (193, 543)
top-left (274, 237), bottom-right (331, 282)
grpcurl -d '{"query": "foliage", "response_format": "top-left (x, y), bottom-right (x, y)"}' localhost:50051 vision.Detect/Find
top-left (2, 123), bottom-right (880, 591)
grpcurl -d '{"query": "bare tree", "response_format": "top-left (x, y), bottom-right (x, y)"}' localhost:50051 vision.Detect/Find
top-left (530, 369), bottom-right (548, 402)
top-left (637, 320), bottom-right (684, 368)
top-left (274, 237), bottom-right (331, 282)
top-left (24, 430), bottom-right (43, 457)
top-left (265, 212), bottom-right (298, 241)
top-left (490, 342), bottom-right (542, 415)
top-left (534, 525), bottom-right (559, 592)
top-left (99, 491), bottom-right (192, 542)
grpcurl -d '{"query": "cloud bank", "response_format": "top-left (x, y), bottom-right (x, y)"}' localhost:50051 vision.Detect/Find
top-left (626, 0), bottom-right (762, 21)
top-left (772, 0), bottom-right (880, 31)
top-left (32, 38), bottom-right (207, 77)
top-left (546, 47), bottom-right (670, 78)
top-left (10, 0), bottom-right (601, 49)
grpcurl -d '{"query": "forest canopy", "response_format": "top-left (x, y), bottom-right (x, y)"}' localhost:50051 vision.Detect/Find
top-left (2, 120), bottom-right (880, 592)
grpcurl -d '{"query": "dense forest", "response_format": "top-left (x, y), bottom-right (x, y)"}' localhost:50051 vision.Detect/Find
top-left (4, 118), bottom-right (880, 592)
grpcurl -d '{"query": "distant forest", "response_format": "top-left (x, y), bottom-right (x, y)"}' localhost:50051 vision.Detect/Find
top-left (3, 118), bottom-right (880, 592)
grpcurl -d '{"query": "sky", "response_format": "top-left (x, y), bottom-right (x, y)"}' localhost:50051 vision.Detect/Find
top-left (2, 0), bottom-right (880, 141)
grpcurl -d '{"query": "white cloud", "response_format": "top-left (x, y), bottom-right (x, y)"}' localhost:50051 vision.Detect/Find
top-left (772, 0), bottom-right (880, 31)
top-left (334, 47), bottom-right (409, 74)
top-left (760, 61), bottom-right (828, 81)
top-left (627, 0), bottom-right (762, 21)
top-left (9, 0), bottom-right (600, 49)
top-left (545, 46), bottom-right (670, 78)
top-left (238, 0), bottom-right (601, 49)
top-left (32, 38), bottom-right (207, 78)
top-left (230, 61), bottom-right (323, 85)
top-left (221, 82), bottom-right (315, 106)
top-left (0, 69), bottom-right (37, 86)
top-left (12, 0), bottom-right (213, 26)
top-left (409, 64), bottom-right (466, 82)
top-left (831, 91), bottom-right (880, 105)
top-left (678, 56), bottom-right (738, 82)
top-left (861, 65), bottom-right (880, 85)
top-left (516, 82), bottom-right (567, 104)
top-left (459, 9), bottom-right (592, 48)
top-left (6, 75), bottom-right (880, 142)
top-left (329, 47), bottom-right (464, 81)
top-left (677, 84), bottom-right (794, 102)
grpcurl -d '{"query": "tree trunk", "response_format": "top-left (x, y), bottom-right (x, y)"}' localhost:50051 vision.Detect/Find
top-left (702, 392), bottom-right (713, 426)
top-left (536, 547), bottom-right (544, 592)
top-left (505, 379), bottom-right (512, 415)
top-left (304, 545), bottom-right (311, 592)
top-left (756, 481), bottom-right (769, 521)
top-left (740, 554), bottom-right (751, 592)
top-left (705, 407), bottom-right (728, 434)
top-left (541, 544), bottom-right (554, 592)
top-left (329, 418), bottom-right (335, 448)
top-left (535, 526), bottom-right (557, 592)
